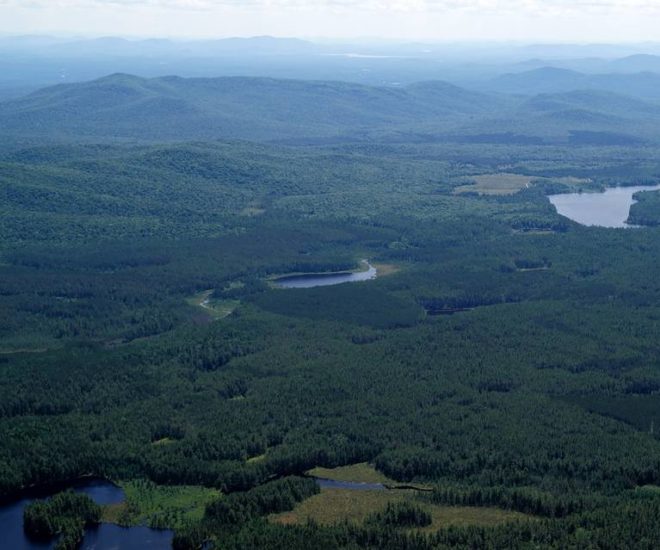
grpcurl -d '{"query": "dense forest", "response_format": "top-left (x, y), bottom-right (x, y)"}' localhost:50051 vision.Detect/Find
top-left (2, 70), bottom-right (660, 549)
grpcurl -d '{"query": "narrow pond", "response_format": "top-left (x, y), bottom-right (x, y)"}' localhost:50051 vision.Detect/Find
top-left (313, 478), bottom-right (385, 491)
top-left (548, 184), bottom-right (660, 228)
top-left (0, 479), bottom-right (173, 550)
top-left (273, 262), bottom-right (377, 289)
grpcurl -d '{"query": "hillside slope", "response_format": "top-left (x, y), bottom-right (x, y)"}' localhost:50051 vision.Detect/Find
top-left (3, 73), bottom-right (660, 144)
top-left (484, 67), bottom-right (660, 99)
top-left (0, 74), bottom-right (501, 142)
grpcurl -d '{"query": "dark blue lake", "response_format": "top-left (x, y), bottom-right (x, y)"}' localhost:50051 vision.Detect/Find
top-left (0, 480), bottom-right (173, 549)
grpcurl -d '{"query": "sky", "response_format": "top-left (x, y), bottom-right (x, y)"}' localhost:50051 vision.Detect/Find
top-left (1, 0), bottom-right (660, 42)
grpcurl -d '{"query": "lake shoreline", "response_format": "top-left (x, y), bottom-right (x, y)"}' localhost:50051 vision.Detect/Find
top-left (0, 474), bottom-right (109, 506)
top-left (272, 259), bottom-right (377, 289)
top-left (548, 183), bottom-right (660, 228)
top-left (0, 478), bottom-right (174, 550)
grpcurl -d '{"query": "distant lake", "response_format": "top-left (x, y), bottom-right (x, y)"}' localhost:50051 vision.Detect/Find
top-left (0, 479), bottom-right (173, 550)
top-left (274, 262), bottom-right (377, 289)
top-left (549, 184), bottom-right (660, 228)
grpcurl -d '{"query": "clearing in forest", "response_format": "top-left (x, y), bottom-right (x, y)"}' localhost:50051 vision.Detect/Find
top-left (101, 481), bottom-right (219, 529)
top-left (269, 488), bottom-right (529, 531)
top-left (307, 462), bottom-right (429, 490)
top-left (186, 290), bottom-right (238, 319)
top-left (307, 463), bottom-right (393, 484)
top-left (454, 173), bottom-right (534, 195)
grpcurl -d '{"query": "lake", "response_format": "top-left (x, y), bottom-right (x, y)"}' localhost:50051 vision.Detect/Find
top-left (0, 479), bottom-right (173, 550)
top-left (548, 184), bottom-right (660, 228)
top-left (273, 262), bottom-right (377, 289)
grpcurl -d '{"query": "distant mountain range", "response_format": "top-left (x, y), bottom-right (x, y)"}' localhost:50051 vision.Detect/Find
top-left (480, 66), bottom-right (660, 99)
top-left (3, 35), bottom-right (660, 98)
top-left (1, 73), bottom-right (658, 145)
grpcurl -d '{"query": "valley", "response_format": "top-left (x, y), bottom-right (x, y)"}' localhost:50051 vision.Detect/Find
top-left (2, 37), bottom-right (660, 550)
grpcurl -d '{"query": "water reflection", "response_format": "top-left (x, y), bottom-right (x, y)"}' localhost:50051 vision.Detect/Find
top-left (548, 184), bottom-right (660, 228)
top-left (274, 263), bottom-right (377, 289)
top-left (0, 480), bottom-right (173, 550)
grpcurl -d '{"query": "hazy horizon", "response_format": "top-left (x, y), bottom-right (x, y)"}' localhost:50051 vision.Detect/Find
top-left (3, 32), bottom-right (660, 47)
top-left (2, 1), bottom-right (660, 43)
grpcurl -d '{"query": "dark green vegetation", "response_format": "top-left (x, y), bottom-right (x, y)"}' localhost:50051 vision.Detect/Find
top-left (23, 491), bottom-right (101, 549)
top-left (174, 477), bottom-right (320, 549)
top-left (367, 501), bottom-right (433, 527)
top-left (222, 497), bottom-right (660, 549)
top-left (2, 72), bottom-right (660, 548)
top-left (628, 189), bottom-right (660, 226)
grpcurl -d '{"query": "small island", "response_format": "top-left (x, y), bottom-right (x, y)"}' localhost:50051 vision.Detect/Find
top-left (24, 491), bottom-right (101, 550)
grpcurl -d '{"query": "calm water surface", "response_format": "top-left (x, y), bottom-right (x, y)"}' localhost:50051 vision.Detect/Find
top-left (274, 263), bottom-right (377, 289)
top-left (80, 524), bottom-right (173, 550)
top-left (313, 478), bottom-right (385, 491)
top-left (548, 184), bottom-right (660, 228)
top-left (0, 480), bottom-right (173, 550)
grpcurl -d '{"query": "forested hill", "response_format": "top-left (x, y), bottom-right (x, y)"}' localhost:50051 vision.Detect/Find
top-left (0, 74), bottom-right (498, 142)
top-left (481, 66), bottom-right (660, 99)
top-left (2, 73), bottom-right (660, 144)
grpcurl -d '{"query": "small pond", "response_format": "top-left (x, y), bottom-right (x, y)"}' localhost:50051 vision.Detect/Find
top-left (313, 478), bottom-right (385, 491)
top-left (548, 184), bottom-right (660, 228)
top-left (0, 479), bottom-right (173, 550)
top-left (274, 262), bottom-right (377, 289)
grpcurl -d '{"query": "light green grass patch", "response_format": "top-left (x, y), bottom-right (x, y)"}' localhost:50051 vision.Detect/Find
top-left (186, 290), bottom-right (238, 319)
top-left (637, 485), bottom-right (660, 493)
top-left (455, 173), bottom-right (534, 195)
top-left (307, 462), bottom-right (430, 490)
top-left (307, 463), bottom-right (394, 485)
top-left (151, 437), bottom-right (175, 446)
top-left (247, 453), bottom-right (267, 463)
top-left (556, 176), bottom-right (593, 187)
top-left (269, 488), bottom-right (529, 531)
top-left (371, 262), bottom-right (401, 277)
top-left (102, 480), bottom-right (220, 530)
top-left (240, 206), bottom-right (266, 217)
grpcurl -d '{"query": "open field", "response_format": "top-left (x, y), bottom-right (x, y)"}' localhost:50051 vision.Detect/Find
top-left (372, 262), bottom-right (402, 277)
top-left (307, 463), bottom-right (393, 484)
top-left (247, 453), bottom-right (267, 464)
top-left (186, 290), bottom-right (239, 319)
top-left (454, 173), bottom-right (534, 195)
top-left (240, 206), bottom-right (266, 217)
top-left (151, 437), bottom-right (175, 446)
top-left (269, 488), bottom-right (530, 531)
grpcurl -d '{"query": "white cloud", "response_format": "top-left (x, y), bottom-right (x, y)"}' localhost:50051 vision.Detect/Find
top-left (3, 0), bottom-right (660, 11)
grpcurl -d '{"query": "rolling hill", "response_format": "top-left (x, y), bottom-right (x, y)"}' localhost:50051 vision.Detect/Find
top-left (2, 73), bottom-right (660, 144)
top-left (0, 74), bottom-right (504, 142)
top-left (484, 67), bottom-right (660, 100)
